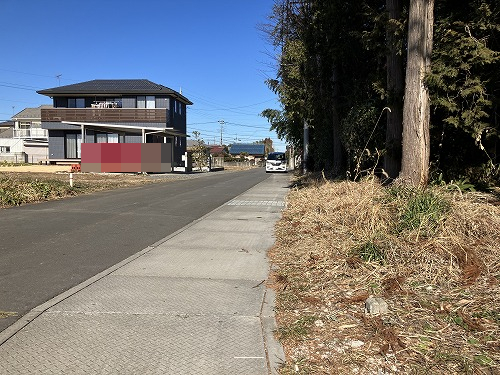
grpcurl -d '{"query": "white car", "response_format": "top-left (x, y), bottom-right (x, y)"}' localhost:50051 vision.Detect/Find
top-left (266, 152), bottom-right (287, 173)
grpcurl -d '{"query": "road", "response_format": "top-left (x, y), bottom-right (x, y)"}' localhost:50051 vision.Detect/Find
top-left (0, 168), bottom-right (270, 332)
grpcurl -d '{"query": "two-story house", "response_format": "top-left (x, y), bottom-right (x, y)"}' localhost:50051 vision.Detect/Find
top-left (0, 106), bottom-right (50, 163)
top-left (37, 79), bottom-right (192, 172)
top-left (13, 105), bottom-right (51, 163)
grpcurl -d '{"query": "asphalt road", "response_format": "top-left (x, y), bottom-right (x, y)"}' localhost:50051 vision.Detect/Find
top-left (0, 168), bottom-right (270, 332)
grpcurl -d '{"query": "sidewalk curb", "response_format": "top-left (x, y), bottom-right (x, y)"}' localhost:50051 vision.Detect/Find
top-left (262, 287), bottom-right (286, 374)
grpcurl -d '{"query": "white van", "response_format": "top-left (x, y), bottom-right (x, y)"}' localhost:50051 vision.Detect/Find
top-left (265, 152), bottom-right (287, 173)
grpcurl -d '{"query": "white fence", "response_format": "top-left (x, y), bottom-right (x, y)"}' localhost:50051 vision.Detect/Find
top-left (0, 152), bottom-right (28, 163)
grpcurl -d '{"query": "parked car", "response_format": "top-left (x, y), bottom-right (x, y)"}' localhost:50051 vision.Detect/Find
top-left (265, 152), bottom-right (287, 173)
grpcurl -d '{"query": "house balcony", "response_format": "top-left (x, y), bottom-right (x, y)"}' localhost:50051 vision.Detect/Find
top-left (13, 128), bottom-right (48, 139)
top-left (41, 108), bottom-right (168, 124)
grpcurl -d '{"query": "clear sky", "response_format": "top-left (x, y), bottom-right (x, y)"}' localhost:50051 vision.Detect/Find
top-left (0, 0), bottom-right (285, 151)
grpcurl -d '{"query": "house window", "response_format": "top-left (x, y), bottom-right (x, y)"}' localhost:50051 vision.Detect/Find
top-left (146, 96), bottom-right (155, 108)
top-left (137, 96), bottom-right (155, 108)
top-left (156, 97), bottom-right (168, 108)
top-left (65, 133), bottom-right (81, 158)
top-left (0, 146), bottom-right (10, 153)
top-left (96, 133), bottom-right (107, 143)
top-left (174, 101), bottom-right (182, 115)
top-left (95, 132), bottom-right (119, 143)
top-left (68, 98), bottom-right (85, 108)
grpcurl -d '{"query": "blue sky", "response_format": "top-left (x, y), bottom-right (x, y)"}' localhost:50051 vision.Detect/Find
top-left (0, 0), bottom-right (285, 150)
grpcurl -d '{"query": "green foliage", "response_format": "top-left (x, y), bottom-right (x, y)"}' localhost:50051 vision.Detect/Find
top-left (262, 1), bottom-right (383, 173)
top-left (341, 105), bottom-right (379, 159)
top-left (352, 241), bottom-right (385, 263)
top-left (432, 173), bottom-right (477, 192)
top-left (341, 104), bottom-right (388, 177)
top-left (392, 188), bottom-right (451, 236)
top-left (428, 0), bottom-right (500, 177)
top-left (263, 0), bottom-right (500, 185)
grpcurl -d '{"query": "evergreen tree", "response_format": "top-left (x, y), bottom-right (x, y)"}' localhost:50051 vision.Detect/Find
top-left (427, 0), bottom-right (500, 184)
top-left (262, 0), bottom-right (500, 186)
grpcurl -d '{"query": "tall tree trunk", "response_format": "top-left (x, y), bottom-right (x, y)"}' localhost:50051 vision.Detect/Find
top-left (400, 0), bottom-right (434, 187)
top-left (384, 0), bottom-right (404, 181)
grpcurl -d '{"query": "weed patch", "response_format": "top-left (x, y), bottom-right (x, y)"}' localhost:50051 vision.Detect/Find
top-left (270, 177), bottom-right (500, 374)
top-left (351, 241), bottom-right (385, 263)
top-left (396, 189), bottom-right (450, 237)
top-left (0, 172), bottom-right (158, 208)
top-left (277, 316), bottom-right (317, 341)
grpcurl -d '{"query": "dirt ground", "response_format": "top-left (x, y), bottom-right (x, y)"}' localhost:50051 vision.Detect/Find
top-left (0, 165), bottom-right (72, 173)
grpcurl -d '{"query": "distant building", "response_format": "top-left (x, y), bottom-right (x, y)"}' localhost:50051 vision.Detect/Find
top-left (0, 106), bottom-right (50, 163)
top-left (228, 143), bottom-right (265, 160)
top-left (208, 145), bottom-right (225, 156)
top-left (0, 121), bottom-right (15, 156)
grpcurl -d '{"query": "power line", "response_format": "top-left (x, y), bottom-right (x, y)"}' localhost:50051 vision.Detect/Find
top-left (0, 81), bottom-right (42, 90)
top-left (0, 83), bottom-right (40, 91)
top-left (0, 68), bottom-right (76, 83)
top-left (225, 121), bottom-right (270, 130)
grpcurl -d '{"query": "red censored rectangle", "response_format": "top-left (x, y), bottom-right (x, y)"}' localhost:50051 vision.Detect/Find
top-left (81, 143), bottom-right (101, 163)
top-left (81, 143), bottom-right (172, 173)
top-left (101, 143), bottom-right (121, 163)
top-left (121, 143), bottom-right (142, 163)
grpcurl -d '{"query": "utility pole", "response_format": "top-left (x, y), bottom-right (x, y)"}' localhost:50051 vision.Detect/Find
top-left (218, 120), bottom-right (225, 146)
top-left (56, 74), bottom-right (62, 86)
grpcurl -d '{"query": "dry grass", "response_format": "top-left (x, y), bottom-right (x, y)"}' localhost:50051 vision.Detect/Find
top-left (0, 172), bottom-right (160, 208)
top-left (269, 176), bottom-right (500, 374)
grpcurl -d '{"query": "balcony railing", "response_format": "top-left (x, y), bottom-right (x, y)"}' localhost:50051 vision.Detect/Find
top-left (13, 128), bottom-right (48, 139)
top-left (41, 108), bottom-right (168, 123)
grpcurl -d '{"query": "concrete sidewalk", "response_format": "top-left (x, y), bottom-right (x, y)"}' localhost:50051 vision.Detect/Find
top-left (0, 173), bottom-right (289, 374)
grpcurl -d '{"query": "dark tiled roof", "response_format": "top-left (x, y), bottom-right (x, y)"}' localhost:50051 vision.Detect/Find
top-left (229, 143), bottom-right (265, 155)
top-left (37, 79), bottom-right (192, 105)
